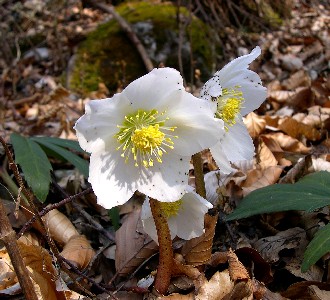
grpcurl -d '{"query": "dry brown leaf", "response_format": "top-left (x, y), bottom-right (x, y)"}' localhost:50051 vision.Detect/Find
top-left (268, 90), bottom-right (296, 103)
top-left (258, 140), bottom-right (278, 169)
top-left (281, 282), bottom-right (330, 299)
top-left (282, 70), bottom-right (311, 90)
top-left (43, 208), bottom-right (79, 245)
top-left (195, 270), bottom-right (234, 300)
top-left (115, 208), bottom-right (158, 276)
top-left (160, 292), bottom-right (194, 299)
top-left (227, 249), bottom-right (250, 282)
top-left (242, 166), bottom-right (283, 196)
top-left (254, 228), bottom-right (308, 263)
top-left (278, 117), bottom-right (321, 141)
top-left (0, 249), bottom-right (18, 291)
top-left (263, 132), bottom-right (310, 154)
top-left (287, 87), bottom-right (314, 111)
top-left (60, 235), bottom-right (95, 269)
top-left (264, 115), bottom-right (280, 129)
top-left (285, 258), bottom-right (323, 282)
top-left (181, 213), bottom-right (218, 266)
top-left (308, 285), bottom-right (330, 300)
top-left (18, 241), bottom-right (67, 300)
top-left (244, 112), bottom-right (266, 139)
top-left (222, 280), bottom-right (253, 300)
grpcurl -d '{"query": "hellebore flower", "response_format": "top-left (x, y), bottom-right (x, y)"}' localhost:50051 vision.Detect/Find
top-left (74, 68), bottom-right (222, 209)
top-left (141, 186), bottom-right (212, 243)
top-left (200, 46), bottom-right (267, 173)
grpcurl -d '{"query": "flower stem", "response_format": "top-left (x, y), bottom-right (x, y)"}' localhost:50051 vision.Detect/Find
top-left (192, 152), bottom-right (206, 198)
top-left (149, 198), bottom-right (173, 295)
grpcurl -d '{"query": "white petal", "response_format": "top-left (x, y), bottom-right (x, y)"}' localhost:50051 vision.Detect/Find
top-left (88, 147), bottom-right (139, 209)
top-left (215, 46), bottom-right (261, 78)
top-left (74, 94), bottom-right (132, 153)
top-left (174, 191), bottom-right (212, 240)
top-left (210, 142), bottom-right (236, 174)
top-left (166, 92), bottom-right (223, 156)
top-left (122, 68), bottom-right (184, 111)
top-left (138, 154), bottom-right (190, 202)
top-left (221, 69), bottom-right (267, 116)
top-left (222, 121), bottom-right (254, 162)
top-left (200, 75), bottom-right (223, 102)
top-left (141, 198), bottom-right (159, 243)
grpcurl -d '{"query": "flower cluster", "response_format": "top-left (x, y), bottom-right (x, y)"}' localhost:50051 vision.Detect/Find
top-left (75, 47), bottom-right (266, 242)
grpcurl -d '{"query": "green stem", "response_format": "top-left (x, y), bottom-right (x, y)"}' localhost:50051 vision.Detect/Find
top-left (149, 198), bottom-right (173, 295)
top-left (192, 152), bottom-right (206, 198)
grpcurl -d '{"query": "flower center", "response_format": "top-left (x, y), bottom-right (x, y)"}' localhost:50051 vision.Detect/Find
top-left (115, 109), bottom-right (177, 168)
top-left (215, 86), bottom-right (244, 130)
top-left (160, 200), bottom-right (183, 218)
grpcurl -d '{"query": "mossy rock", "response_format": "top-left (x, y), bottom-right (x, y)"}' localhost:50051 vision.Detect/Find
top-left (69, 1), bottom-right (214, 95)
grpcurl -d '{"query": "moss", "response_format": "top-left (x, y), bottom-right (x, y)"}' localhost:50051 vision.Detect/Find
top-left (69, 1), bottom-right (214, 95)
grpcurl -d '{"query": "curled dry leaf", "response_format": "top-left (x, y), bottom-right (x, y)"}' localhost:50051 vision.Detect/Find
top-left (278, 117), bottom-right (321, 141)
top-left (195, 270), bottom-right (234, 300)
top-left (244, 112), bottom-right (266, 139)
top-left (257, 139), bottom-right (278, 169)
top-left (263, 132), bottom-right (310, 154)
top-left (18, 241), bottom-right (67, 300)
top-left (227, 249), bottom-right (250, 282)
top-left (268, 90), bottom-right (296, 103)
top-left (115, 208), bottom-right (158, 276)
top-left (60, 235), bottom-right (95, 269)
top-left (242, 166), bottom-right (283, 196)
top-left (43, 208), bottom-right (79, 245)
top-left (0, 249), bottom-right (18, 292)
top-left (181, 213), bottom-right (218, 266)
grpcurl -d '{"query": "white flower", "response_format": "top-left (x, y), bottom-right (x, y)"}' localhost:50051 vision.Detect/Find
top-left (141, 186), bottom-right (213, 243)
top-left (74, 68), bottom-right (222, 209)
top-left (200, 46), bottom-right (267, 173)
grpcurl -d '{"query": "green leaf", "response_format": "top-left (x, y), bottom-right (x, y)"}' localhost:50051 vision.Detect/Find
top-left (31, 136), bottom-right (86, 153)
top-left (11, 133), bottom-right (52, 202)
top-left (226, 171), bottom-right (330, 221)
top-left (302, 223), bottom-right (330, 272)
top-left (32, 138), bottom-right (89, 178)
top-left (109, 207), bottom-right (120, 230)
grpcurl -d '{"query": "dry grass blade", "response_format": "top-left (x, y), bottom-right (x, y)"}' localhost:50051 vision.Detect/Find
top-left (181, 213), bottom-right (218, 266)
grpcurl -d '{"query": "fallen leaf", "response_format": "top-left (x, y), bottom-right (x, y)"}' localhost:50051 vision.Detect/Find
top-left (60, 235), bottom-right (95, 269)
top-left (278, 117), bottom-right (321, 141)
top-left (263, 132), bottom-right (310, 154)
top-left (115, 209), bottom-right (158, 276)
top-left (181, 213), bottom-right (218, 266)
top-left (257, 139), bottom-right (278, 169)
top-left (254, 228), bottom-right (308, 263)
top-left (195, 270), bottom-right (234, 300)
top-left (244, 112), bottom-right (266, 139)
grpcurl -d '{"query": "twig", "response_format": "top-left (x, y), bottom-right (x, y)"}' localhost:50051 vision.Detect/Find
top-left (17, 187), bottom-right (93, 238)
top-left (0, 198), bottom-right (38, 300)
top-left (84, 0), bottom-right (153, 72)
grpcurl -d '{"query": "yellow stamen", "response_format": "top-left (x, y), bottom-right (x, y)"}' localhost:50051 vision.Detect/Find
top-left (115, 109), bottom-right (177, 168)
top-left (160, 200), bottom-right (183, 218)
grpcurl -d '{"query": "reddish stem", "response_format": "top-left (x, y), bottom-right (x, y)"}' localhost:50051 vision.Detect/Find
top-left (149, 198), bottom-right (173, 295)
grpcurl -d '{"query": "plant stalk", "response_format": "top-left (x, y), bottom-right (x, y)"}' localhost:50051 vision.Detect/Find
top-left (149, 198), bottom-right (173, 295)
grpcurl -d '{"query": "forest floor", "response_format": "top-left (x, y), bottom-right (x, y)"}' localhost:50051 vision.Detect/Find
top-left (0, 0), bottom-right (330, 299)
